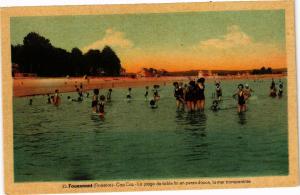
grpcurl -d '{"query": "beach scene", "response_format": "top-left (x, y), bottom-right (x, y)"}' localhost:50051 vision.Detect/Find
top-left (11, 10), bottom-right (288, 182)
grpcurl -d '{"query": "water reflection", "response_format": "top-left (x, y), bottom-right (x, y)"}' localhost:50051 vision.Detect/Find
top-left (175, 111), bottom-right (209, 162)
top-left (238, 112), bottom-right (247, 125)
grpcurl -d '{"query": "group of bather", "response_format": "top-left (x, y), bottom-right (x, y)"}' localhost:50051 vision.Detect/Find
top-left (33, 77), bottom-right (284, 116)
top-left (172, 77), bottom-right (284, 113)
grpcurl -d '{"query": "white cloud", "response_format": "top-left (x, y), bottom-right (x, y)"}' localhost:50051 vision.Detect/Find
top-left (82, 28), bottom-right (133, 52)
top-left (199, 25), bottom-right (252, 49)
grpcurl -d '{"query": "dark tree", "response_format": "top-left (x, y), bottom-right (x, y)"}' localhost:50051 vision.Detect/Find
top-left (100, 46), bottom-right (121, 76)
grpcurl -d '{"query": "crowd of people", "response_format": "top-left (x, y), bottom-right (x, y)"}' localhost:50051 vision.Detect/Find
top-left (29, 77), bottom-right (284, 117)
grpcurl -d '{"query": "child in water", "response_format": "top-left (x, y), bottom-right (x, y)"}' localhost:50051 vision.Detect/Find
top-left (92, 89), bottom-right (99, 113)
top-left (196, 78), bottom-right (205, 111)
top-left (144, 86), bottom-right (149, 100)
top-left (127, 88), bottom-right (132, 99)
top-left (215, 81), bottom-right (222, 101)
top-left (53, 89), bottom-right (61, 106)
top-left (234, 84), bottom-right (247, 113)
top-left (97, 95), bottom-right (106, 117)
top-left (149, 99), bottom-right (158, 109)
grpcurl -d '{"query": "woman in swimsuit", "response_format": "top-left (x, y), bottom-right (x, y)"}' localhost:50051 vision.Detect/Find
top-left (173, 82), bottom-right (185, 109)
top-left (196, 78), bottom-right (205, 111)
top-left (234, 84), bottom-right (246, 113)
top-left (215, 81), bottom-right (222, 101)
top-left (186, 80), bottom-right (197, 111)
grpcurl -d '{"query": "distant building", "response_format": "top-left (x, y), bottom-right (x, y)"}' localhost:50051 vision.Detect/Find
top-left (198, 70), bottom-right (212, 77)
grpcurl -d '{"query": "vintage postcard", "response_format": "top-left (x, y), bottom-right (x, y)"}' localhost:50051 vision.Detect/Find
top-left (1, 0), bottom-right (299, 194)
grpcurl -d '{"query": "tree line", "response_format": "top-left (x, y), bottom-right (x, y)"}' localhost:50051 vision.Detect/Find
top-left (11, 32), bottom-right (122, 77)
top-left (251, 67), bottom-right (273, 75)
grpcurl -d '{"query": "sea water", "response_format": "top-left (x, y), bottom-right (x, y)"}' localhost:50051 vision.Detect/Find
top-left (13, 78), bottom-right (288, 182)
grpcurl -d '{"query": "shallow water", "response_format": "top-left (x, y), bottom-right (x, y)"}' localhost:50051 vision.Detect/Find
top-left (13, 78), bottom-right (288, 182)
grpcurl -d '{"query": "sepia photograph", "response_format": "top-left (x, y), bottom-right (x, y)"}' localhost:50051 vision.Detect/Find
top-left (1, 0), bottom-right (298, 194)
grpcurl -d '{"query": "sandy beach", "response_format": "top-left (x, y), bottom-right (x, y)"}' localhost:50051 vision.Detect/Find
top-left (13, 74), bottom-right (286, 97)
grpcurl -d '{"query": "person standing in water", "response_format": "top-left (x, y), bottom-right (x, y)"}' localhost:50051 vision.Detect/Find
top-left (53, 89), bottom-right (61, 106)
top-left (144, 86), bottom-right (149, 100)
top-left (92, 89), bottom-right (99, 113)
top-left (126, 88), bottom-right (132, 100)
top-left (270, 78), bottom-right (277, 97)
top-left (278, 80), bottom-right (283, 98)
top-left (107, 88), bottom-right (112, 101)
top-left (97, 95), bottom-right (106, 117)
top-left (47, 94), bottom-right (51, 104)
top-left (196, 78), bottom-right (205, 111)
top-left (173, 82), bottom-right (185, 109)
top-left (185, 80), bottom-right (197, 111)
top-left (234, 84), bottom-right (247, 113)
top-left (244, 84), bottom-right (254, 101)
top-left (215, 81), bottom-right (222, 101)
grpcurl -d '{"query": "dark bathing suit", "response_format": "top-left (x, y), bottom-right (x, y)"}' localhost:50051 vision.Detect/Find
top-left (98, 102), bottom-right (105, 113)
top-left (174, 88), bottom-right (184, 100)
top-left (238, 91), bottom-right (245, 105)
top-left (92, 95), bottom-right (98, 107)
top-left (197, 85), bottom-right (205, 101)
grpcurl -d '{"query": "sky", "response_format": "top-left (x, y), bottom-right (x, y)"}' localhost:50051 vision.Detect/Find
top-left (10, 10), bottom-right (286, 72)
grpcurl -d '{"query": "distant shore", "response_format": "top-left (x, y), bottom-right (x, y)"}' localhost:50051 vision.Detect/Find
top-left (13, 74), bottom-right (286, 97)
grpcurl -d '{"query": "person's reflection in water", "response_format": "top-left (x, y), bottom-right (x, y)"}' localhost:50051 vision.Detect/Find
top-left (238, 112), bottom-right (247, 125)
top-left (179, 112), bottom-right (209, 163)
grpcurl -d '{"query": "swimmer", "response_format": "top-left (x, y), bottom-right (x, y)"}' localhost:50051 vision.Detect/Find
top-left (92, 89), bottom-right (99, 113)
top-left (210, 100), bottom-right (220, 112)
top-left (269, 79), bottom-right (277, 97)
top-left (149, 99), bottom-right (158, 109)
top-left (196, 78), bottom-right (205, 111)
top-left (86, 92), bottom-right (90, 98)
top-left (53, 89), bottom-right (61, 106)
top-left (144, 86), bottom-right (149, 100)
top-left (97, 95), bottom-right (106, 117)
top-left (215, 81), bottom-right (222, 101)
top-left (67, 96), bottom-right (72, 102)
top-left (76, 88), bottom-right (83, 102)
top-left (233, 84), bottom-right (247, 113)
top-left (107, 88), bottom-right (112, 101)
top-left (173, 82), bottom-right (185, 109)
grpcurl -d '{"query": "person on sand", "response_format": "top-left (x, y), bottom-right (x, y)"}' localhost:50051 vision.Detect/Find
top-left (173, 82), bottom-right (185, 109)
top-left (144, 86), bottom-right (149, 100)
top-left (92, 89), bottom-right (99, 113)
top-left (233, 84), bottom-right (247, 113)
top-left (97, 95), bottom-right (106, 117)
top-left (215, 81), bottom-right (222, 101)
top-left (185, 80), bottom-right (197, 112)
top-left (196, 78), bottom-right (205, 111)
top-left (107, 88), bottom-right (112, 102)
top-left (53, 89), bottom-right (61, 106)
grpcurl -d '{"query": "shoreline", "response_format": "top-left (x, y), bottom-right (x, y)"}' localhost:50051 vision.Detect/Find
top-left (13, 74), bottom-right (286, 97)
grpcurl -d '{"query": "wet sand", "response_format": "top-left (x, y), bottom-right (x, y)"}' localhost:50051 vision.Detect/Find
top-left (13, 74), bottom-right (286, 97)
